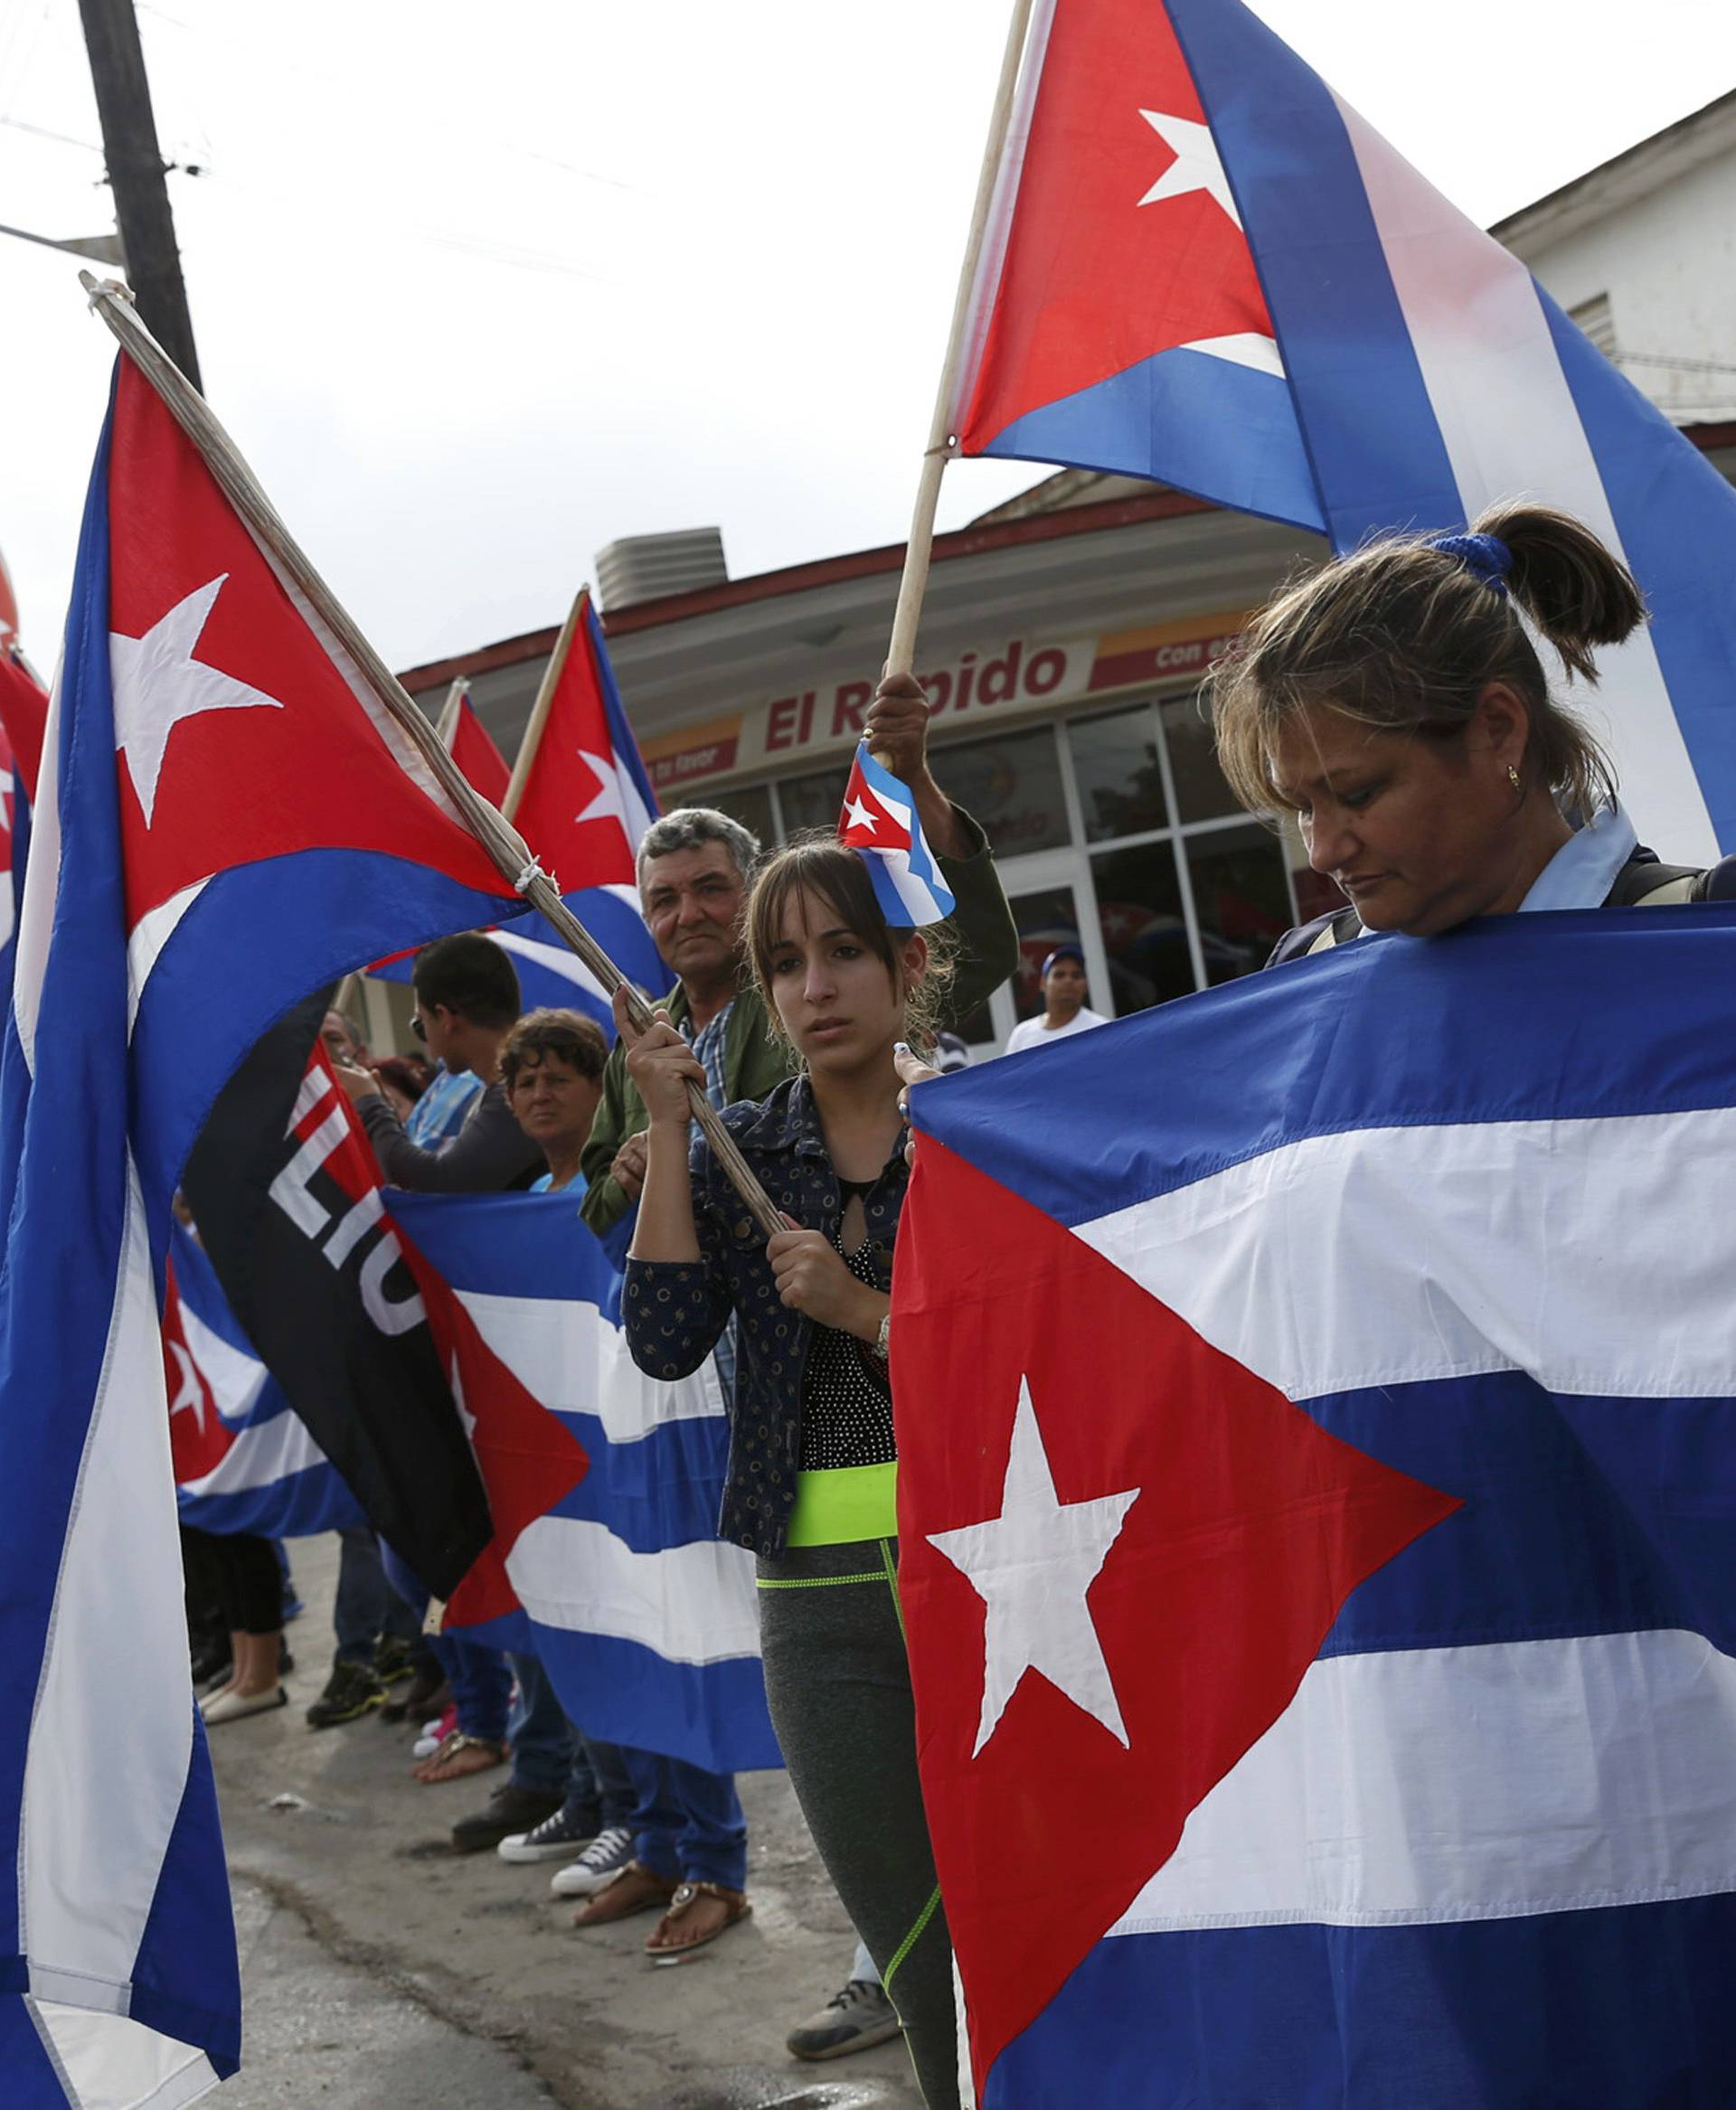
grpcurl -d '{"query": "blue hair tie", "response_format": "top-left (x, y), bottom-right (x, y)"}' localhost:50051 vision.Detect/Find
top-left (1426, 531), bottom-right (1513, 595)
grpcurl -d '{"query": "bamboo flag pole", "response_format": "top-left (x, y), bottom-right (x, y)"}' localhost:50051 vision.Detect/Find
top-left (501, 584), bottom-right (585, 824)
top-left (434, 675), bottom-right (468, 749)
top-left (883, 0), bottom-right (1036, 680)
top-left (80, 274), bottom-right (785, 1241)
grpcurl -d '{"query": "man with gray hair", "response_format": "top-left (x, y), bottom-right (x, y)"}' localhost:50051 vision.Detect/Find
top-left (578, 675), bottom-right (1016, 1241)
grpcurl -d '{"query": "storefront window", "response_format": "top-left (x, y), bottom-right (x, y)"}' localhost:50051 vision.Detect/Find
top-left (937, 728), bottom-right (1071, 859)
top-left (778, 765), bottom-right (852, 839)
top-left (1185, 823), bottom-right (1296, 983)
top-left (1089, 843), bottom-right (1193, 1015)
top-left (1005, 885), bottom-right (1084, 1022)
top-left (1160, 691), bottom-right (1238, 824)
top-left (1070, 706), bottom-right (1167, 842)
top-left (705, 781), bottom-right (776, 847)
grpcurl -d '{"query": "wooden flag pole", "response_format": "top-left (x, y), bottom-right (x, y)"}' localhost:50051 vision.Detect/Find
top-left (501, 585), bottom-right (585, 824)
top-left (434, 675), bottom-right (468, 749)
top-left (883, 0), bottom-right (1036, 679)
top-left (80, 275), bottom-right (785, 1240)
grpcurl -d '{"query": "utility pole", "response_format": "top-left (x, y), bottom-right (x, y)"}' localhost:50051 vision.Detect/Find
top-left (77, 0), bottom-right (201, 391)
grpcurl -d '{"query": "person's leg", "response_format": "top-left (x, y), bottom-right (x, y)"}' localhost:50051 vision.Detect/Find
top-left (504, 1651), bottom-right (575, 1796)
top-left (202, 1534), bottom-right (288, 1721)
top-left (787, 1933), bottom-right (901, 2064)
top-left (583, 1738), bottom-right (637, 1829)
top-left (757, 1540), bottom-right (958, 2110)
top-left (331, 1525), bottom-right (387, 1665)
top-left (570, 1746), bottom-right (682, 1925)
top-left (642, 1758), bottom-right (751, 1959)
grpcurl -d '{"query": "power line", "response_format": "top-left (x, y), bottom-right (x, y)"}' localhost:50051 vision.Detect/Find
top-left (0, 111), bottom-right (104, 154)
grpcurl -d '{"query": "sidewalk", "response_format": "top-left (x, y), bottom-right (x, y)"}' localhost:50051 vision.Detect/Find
top-left (208, 1532), bottom-right (921, 2110)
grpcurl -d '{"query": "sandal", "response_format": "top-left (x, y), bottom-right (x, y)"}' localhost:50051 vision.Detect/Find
top-left (644, 1879), bottom-right (751, 1963)
top-left (571, 1860), bottom-right (678, 1927)
top-left (414, 1731), bottom-right (505, 1785)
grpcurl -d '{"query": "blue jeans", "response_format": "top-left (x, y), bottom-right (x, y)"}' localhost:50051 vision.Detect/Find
top-left (507, 1651), bottom-right (577, 1796)
top-left (333, 1527), bottom-right (420, 1664)
top-left (620, 1749), bottom-right (747, 1891)
top-left (378, 1545), bottom-right (511, 1743)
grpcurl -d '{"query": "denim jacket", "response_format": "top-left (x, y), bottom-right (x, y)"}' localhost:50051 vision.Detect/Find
top-left (622, 1076), bottom-right (908, 1557)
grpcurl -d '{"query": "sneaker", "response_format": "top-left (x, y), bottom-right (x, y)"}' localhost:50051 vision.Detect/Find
top-left (412, 1703), bottom-right (458, 1761)
top-left (786, 1978), bottom-right (902, 2062)
top-left (550, 1824), bottom-right (635, 1898)
top-left (305, 1659), bottom-right (385, 1729)
top-left (373, 1636), bottom-right (415, 1687)
top-left (498, 1804), bottom-right (602, 1864)
top-left (451, 1783), bottom-right (564, 1856)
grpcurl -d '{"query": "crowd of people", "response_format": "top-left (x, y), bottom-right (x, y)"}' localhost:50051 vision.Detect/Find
top-left (182, 502), bottom-right (1728, 2104)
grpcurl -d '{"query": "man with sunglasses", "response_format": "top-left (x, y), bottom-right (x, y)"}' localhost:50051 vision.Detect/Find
top-left (333, 933), bottom-right (542, 1192)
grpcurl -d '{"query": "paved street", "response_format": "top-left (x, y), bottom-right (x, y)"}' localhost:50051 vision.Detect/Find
top-left (207, 1532), bottom-right (924, 2110)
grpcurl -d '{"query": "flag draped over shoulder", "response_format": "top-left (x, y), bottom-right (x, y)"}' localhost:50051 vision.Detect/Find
top-left (167, 1218), bottom-right (364, 1539)
top-left (0, 359), bottom-right (529, 2108)
top-left (951, 0), bottom-right (1736, 860)
top-left (391, 1190), bottom-right (782, 1776)
top-left (895, 909), bottom-right (1736, 2108)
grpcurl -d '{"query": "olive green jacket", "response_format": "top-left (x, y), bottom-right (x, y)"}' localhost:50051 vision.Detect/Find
top-left (578, 807), bottom-right (1018, 1238)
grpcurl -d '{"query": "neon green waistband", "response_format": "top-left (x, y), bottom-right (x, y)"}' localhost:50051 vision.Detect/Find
top-left (784, 1462), bottom-right (899, 1548)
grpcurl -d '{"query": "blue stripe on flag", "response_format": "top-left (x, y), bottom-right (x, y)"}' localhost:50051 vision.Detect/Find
top-left (910, 907), bottom-right (1736, 1223)
top-left (1295, 1375), bottom-right (1736, 1661)
top-left (178, 1461), bottom-right (363, 1539)
top-left (986, 1894), bottom-right (1736, 2109)
top-left (1165, 0), bottom-right (1463, 550)
top-left (982, 344), bottom-right (1326, 534)
top-left (1540, 289), bottom-right (1736, 852)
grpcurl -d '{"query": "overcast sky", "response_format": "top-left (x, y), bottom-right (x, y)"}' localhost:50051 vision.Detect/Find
top-left (3, 0), bottom-right (1733, 674)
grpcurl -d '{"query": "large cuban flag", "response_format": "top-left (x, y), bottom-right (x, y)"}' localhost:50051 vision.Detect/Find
top-left (390, 1190), bottom-right (781, 1776)
top-left (167, 1218), bottom-right (363, 1540)
top-left (951, 0), bottom-right (1736, 861)
top-left (0, 356), bottom-right (532, 2108)
top-left (895, 909), bottom-right (1736, 2107)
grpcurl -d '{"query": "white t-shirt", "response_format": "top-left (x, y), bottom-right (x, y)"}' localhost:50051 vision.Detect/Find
top-left (1004, 1007), bottom-right (1109, 1058)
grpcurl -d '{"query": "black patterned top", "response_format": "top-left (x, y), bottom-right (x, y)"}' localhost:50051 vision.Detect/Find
top-left (622, 1077), bottom-right (905, 1558)
top-left (797, 1216), bottom-right (895, 1472)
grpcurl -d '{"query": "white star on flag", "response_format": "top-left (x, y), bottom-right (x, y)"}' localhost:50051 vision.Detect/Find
top-left (166, 1340), bottom-right (207, 1436)
top-left (449, 1352), bottom-right (477, 1443)
top-left (929, 1375), bottom-right (1140, 1757)
top-left (110, 575), bottom-right (286, 825)
top-left (1137, 108), bottom-right (1241, 227)
top-left (843, 795), bottom-right (878, 834)
top-left (573, 748), bottom-right (656, 850)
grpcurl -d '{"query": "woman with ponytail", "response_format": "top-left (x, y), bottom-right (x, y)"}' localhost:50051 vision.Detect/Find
top-left (1208, 502), bottom-right (1732, 952)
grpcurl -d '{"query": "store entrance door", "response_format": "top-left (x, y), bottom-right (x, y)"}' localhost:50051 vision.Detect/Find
top-left (978, 848), bottom-right (1110, 1057)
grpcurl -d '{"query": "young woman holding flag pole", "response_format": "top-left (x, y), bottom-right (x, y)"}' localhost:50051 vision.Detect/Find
top-left (620, 834), bottom-right (968, 2110)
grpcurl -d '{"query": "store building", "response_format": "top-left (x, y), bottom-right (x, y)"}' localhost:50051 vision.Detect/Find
top-left (401, 93), bottom-right (1736, 1056)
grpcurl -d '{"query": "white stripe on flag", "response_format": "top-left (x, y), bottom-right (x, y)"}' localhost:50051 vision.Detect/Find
top-left (22, 1158), bottom-right (200, 2055)
top-left (506, 1514), bottom-right (762, 1667)
top-left (30, 1999), bottom-right (217, 2110)
top-left (1335, 96), bottom-right (1716, 862)
top-left (487, 929), bottom-right (610, 1007)
top-left (127, 881), bottom-right (206, 1036)
top-left (1110, 1626), bottom-right (1736, 1935)
top-left (11, 660), bottom-right (62, 1076)
top-left (458, 1290), bottom-right (724, 1444)
top-left (1075, 1106), bottom-right (1736, 1402)
top-left (175, 1302), bottom-right (267, 1420)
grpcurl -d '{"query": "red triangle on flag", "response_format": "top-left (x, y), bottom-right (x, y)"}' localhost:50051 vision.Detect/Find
top-left (512, 593), bottom-right (646, 890)
top-left (448, 696), bottom-right (510, 806)
top-left (400, 1237), bottom-right (590, 1630)
top-left (164, 1260), bottom-right (238, 1484)
top-left (892, 1138), bottom-right (1459, 2091)
top-left (105, 363), bottom-right (506, 925)
top-left (958, 0), bottom-right (1274, 450)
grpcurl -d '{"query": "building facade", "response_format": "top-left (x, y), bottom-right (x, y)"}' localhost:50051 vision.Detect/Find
top-left (401, 94), bottom-right (1736, 1056)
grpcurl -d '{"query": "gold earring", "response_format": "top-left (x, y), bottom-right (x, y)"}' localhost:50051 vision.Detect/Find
top-left (1507, 765), bottom-right (1522, 791)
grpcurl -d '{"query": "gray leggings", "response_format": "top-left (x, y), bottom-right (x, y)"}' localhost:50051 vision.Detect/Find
top-left (757, 1537), bottom-right (958, 2110)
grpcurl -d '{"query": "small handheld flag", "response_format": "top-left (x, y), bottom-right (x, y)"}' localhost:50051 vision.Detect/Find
top-left (838, 742), bottom-right (957, 928)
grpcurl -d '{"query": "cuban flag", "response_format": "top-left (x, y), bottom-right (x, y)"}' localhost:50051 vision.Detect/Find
top-left (444, 687), bottom-right (510, 805)
top-left (895, 909), bottom-right (1736, 2107)
top-left (0, 357), bottom-right (533, 2107)
top-left (167, 1220), bottom-right (363, 1539)
top-left (372, 595), bottom-right (670, 1031)
top-left (838, 742), bottom-right (957, 928)
top-left (952, 0), bottom-right (1736, 861)
top-left (389, 1190), bottom-right (780, 1776)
